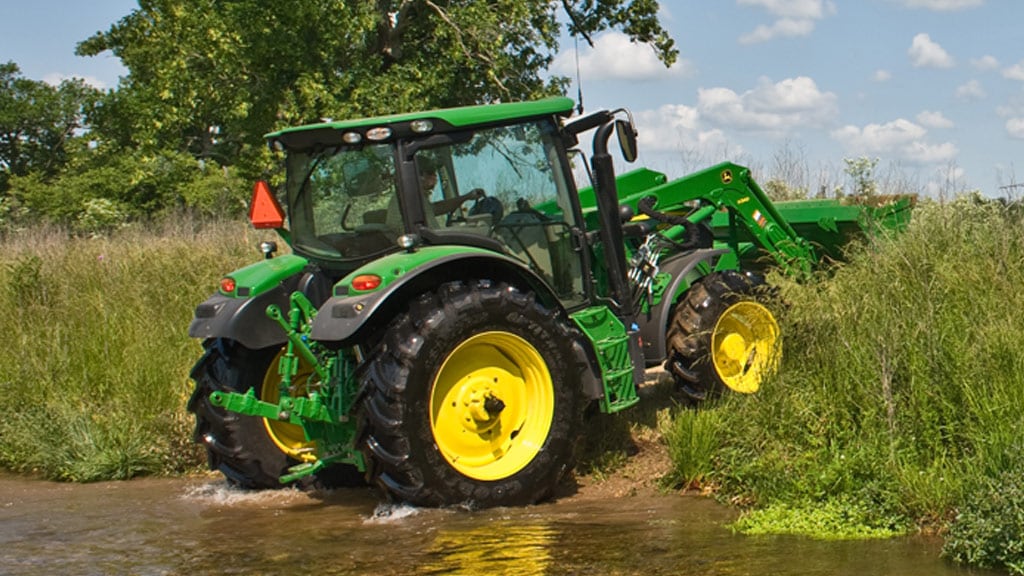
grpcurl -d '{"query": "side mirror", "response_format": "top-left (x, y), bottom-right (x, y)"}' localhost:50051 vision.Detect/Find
top-left (615, 118), bottom-right (638, 163)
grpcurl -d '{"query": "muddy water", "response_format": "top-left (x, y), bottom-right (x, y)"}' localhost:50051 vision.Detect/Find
top-left (0, 474), bottom-right (994, 576)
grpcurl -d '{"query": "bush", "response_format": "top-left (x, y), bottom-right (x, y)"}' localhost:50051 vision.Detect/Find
top-left (8, 149), bottom-right (248, 229)
top-left (944, 463), bottom-right (1024, 574)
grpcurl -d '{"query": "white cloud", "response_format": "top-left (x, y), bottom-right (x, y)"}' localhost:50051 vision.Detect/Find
top-left (1002, 61), bottom-right (1024, 81)
top-left (634, 104), bottom-right (734, 153)
top-left (739, 18), bottom-right (816, 44)
top-left (1007, 118), bottom-right (1024, 139)
top-left (831, 118), bottom-right (958, 164)
top-left (898, 0), bottom-right (984, 10)
top-left (737, 0), bottom-right (837, 44)
top-left (738, 0), bottom-right (835, 18)
top-left (41, 72), bottom-right (108, 90)
top-left (916, 110), bottom-right (954, 129)
top-left (908, 33), bottom-right (954, 68)
top-left (971, 55), bottom-right (999, 71)
top-left (955, 79), bottom-right (986, 101)
top-left (873, 69), bottom-right (892, 82)
top-left (698, 76), bottom-right (838, 133)
top-left (550, 31), bottom-right (694, 81)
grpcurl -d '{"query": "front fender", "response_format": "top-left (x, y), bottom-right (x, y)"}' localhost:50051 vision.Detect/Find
top-left (310, 246), bottom-right (558, 343)
top-left (636, 248), bottom-right (729, 364)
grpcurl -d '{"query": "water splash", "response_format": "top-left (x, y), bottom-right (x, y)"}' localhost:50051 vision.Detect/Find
top-left (182, 481), bottom-right (309, 507)
top-left (365, 502), bottom-right (421, 523)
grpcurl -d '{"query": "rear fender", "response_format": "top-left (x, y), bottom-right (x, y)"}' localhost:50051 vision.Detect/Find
top-left (636, 248), bottom-right (729, 364)
top-left (188, 255), bottom-right (333, 349)
top-left (310, 246), bottom-right (559, 344)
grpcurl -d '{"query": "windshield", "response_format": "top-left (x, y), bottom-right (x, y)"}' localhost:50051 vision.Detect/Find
top-left (285, 144), bottom-right (399, 261)
top-left (414, 121), bottom-right (587, 305)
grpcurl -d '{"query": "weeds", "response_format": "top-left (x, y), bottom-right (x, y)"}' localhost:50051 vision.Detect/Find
top-left (673, 195), bottom-right (1024, 552)
top-left (661, 406), bottom-right (723, 489)
top-left (0, 218), bottom-right (264, 480)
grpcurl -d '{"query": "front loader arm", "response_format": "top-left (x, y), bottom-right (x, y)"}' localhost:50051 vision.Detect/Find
top-left (613, 163), bottom-right (819, 276)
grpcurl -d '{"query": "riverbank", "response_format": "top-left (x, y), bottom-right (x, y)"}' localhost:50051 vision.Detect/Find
top-left (3, 199), bottom-right (1024, 573)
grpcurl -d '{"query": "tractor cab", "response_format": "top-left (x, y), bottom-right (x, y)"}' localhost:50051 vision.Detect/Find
top-left (253, 98), bottom-right (596, 306)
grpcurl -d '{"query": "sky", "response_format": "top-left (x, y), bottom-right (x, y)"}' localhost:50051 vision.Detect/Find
top-left (1, 0), bottom-right (1021, 196)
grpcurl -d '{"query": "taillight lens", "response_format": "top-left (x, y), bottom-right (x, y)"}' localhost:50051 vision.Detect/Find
top-left (351, 274), bottom-right (382, 291)
top-left (219, 277), bottom-right (237, 294)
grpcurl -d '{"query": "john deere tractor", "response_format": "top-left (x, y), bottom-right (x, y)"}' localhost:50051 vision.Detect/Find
top-left (187, 97), bottom-right (912, 507)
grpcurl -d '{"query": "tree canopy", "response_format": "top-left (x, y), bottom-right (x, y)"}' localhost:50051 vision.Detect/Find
top-left (0, 63), bottom-right (101, 189)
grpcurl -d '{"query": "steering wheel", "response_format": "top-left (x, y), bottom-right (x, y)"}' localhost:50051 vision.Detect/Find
top-left (434, 188), bottom-right (487, 222)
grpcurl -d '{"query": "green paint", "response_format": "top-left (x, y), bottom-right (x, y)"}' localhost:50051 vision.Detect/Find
top-left (220, 254), bottom-right (308, 297)
top-left (335, 245), bottom-right (496, 295)
top-left (571, 306), bottom-right (639, 413)
top-left (267, 97), bottom-right (575, 140)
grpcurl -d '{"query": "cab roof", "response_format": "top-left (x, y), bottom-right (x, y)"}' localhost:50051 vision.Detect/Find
top-left (266, 97), bottom-right (576, 151)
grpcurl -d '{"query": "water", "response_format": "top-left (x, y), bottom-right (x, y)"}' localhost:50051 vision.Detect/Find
top-left (0, 473), bottom-right (996, 575)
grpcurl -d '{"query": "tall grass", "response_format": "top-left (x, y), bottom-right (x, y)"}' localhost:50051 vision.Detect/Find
top-left (663, 195), bottom-right (1024, 557)
top-left (0, 219), bottom-right (263, 480)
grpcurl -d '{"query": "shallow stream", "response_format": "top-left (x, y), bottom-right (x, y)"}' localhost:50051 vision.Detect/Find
top-left (0, 473), bottom-right (998, 575)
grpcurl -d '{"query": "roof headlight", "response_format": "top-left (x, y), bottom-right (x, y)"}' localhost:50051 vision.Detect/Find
top-left (366, 127), bottom-right (392, 141)
top-left (410, 120), bottom-right (434, 133)
top-left (342, 132), bottom-right (362, 144)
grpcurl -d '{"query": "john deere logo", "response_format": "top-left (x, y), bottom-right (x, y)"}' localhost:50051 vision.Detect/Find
top-left (721, 169), bottom-right (733, 184)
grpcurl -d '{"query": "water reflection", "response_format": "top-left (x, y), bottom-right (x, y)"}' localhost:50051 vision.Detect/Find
top-left (0, 474), bottom-right (998, 576)
top-left (421, 521), bottom-right (556, 575)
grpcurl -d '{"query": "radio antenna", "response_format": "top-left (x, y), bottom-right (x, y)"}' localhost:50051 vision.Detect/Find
top-left (574, 34), bottom-right (584, 115)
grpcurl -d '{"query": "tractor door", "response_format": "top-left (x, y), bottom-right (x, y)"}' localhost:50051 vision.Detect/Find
top-left (412, 120), bottom-right (588, 307)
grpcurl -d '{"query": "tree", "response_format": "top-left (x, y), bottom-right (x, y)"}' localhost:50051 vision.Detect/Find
top-left (76, 0), bottom-right (677, 180)
top-left (0, 62), bottom-right (101, 192)
top-left (844, 156), bottom-right (880, 197)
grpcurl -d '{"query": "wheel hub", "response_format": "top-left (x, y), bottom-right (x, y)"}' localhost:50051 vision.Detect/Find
top-left (718, 332), bottom-right (750, 364)
top-left (453, 372), bottom-right (507, 434)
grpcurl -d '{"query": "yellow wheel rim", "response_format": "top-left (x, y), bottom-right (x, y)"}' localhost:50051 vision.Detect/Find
top-left (429, 331), bottom-right (555, 481)
top-left (260, 351), bottom-right (317, 462)
top-left (711, 301), bottom-right (781, 394)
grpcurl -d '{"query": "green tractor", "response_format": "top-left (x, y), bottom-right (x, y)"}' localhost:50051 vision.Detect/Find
top-left (187, 97), bottom-right (912, 507)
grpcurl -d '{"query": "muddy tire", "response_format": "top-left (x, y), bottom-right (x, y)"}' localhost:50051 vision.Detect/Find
top-left (664, 271), bottom-right (780, 402)
top-left (359, 280), bottom-right (583, 508)
top-left (188, 339), bottom-right (362, 489)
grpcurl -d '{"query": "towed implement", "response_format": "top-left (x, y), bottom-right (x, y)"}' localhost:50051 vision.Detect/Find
top-left (187, 97), bottom-right (912, 507)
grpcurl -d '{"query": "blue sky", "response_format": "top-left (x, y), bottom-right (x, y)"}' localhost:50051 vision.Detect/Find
top-left (2, 0), bottom-right (1021, 196)
top-left (554, 0), bottom-right (1023, 196)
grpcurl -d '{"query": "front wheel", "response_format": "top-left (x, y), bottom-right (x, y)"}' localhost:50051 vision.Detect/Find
top-left (665, 271), bottom-right (781, 402)
top-left (359, 280), bottom-right (583, 508)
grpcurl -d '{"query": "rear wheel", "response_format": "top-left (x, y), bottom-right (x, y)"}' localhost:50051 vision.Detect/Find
top-left (665, 271), bottom-right (780, 402)
top-left (359, 280), bottom-right (583, 507)
top-left (188, 339), bottom-right (361, 488)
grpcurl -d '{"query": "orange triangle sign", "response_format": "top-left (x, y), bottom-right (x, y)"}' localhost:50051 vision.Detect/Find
top-left (249, 180), bottom-right (285, 229)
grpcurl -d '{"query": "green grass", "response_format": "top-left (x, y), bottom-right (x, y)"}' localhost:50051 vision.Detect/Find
top-left (660, 195), bottom-right (1024, 566)
top-left (0, 219), bottom-right (263, 480)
